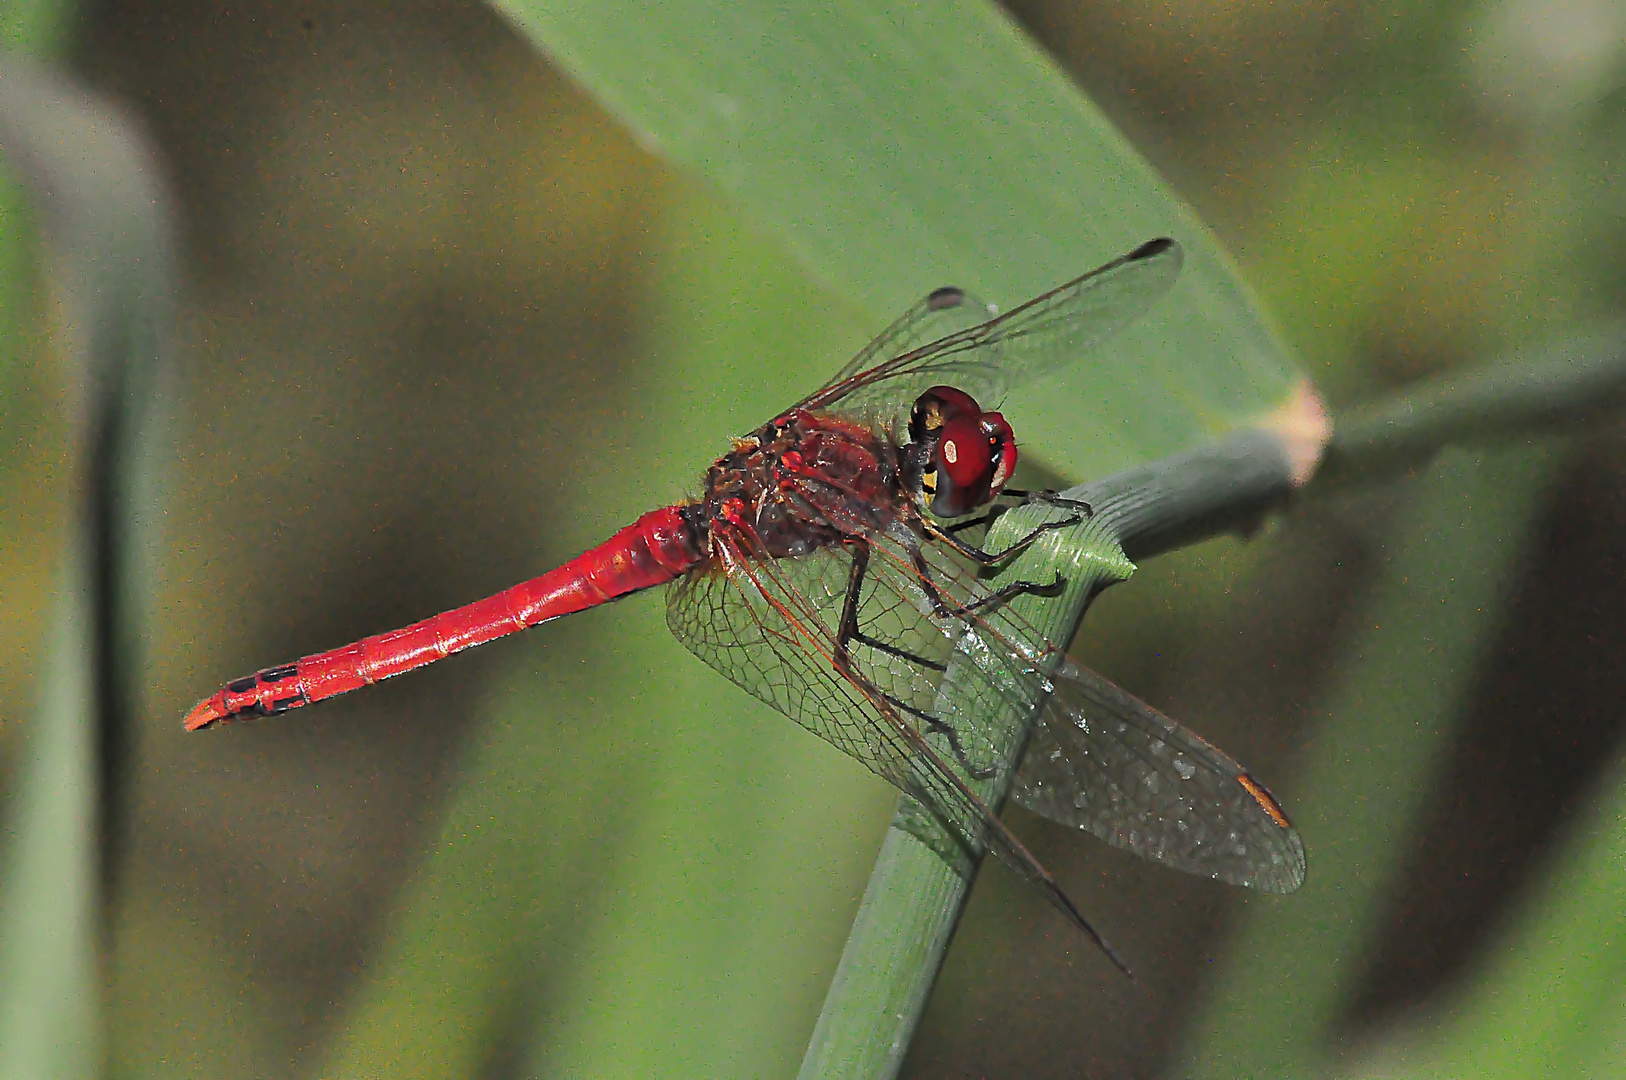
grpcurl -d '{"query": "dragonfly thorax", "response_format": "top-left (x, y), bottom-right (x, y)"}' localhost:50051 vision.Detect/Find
top-left (697, 408), bottom-right (907, 559)
top-left (903, 385), bottom-right (1017, 518)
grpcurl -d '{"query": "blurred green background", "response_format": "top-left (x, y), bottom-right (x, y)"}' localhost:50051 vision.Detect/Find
top-left (2, 0), bottom-right (1624, 1077)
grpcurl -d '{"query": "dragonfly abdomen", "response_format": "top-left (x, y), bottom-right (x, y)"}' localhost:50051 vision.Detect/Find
top-left (184, 505), bottom-right (704, 729)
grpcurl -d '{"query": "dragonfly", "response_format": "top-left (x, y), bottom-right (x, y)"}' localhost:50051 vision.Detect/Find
top-left (185, 237), bottom-right (1305, 973)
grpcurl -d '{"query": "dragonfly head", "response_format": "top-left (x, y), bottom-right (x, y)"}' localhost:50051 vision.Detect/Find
top-left (906, 385), bottom-right (1017, 517)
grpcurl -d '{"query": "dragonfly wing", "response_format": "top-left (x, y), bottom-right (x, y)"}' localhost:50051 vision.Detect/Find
top-left (800, 238), bottom-right (1183, 429)
top-left (806, 283), bottom-right (997, 405)
top-left (1012, 661), bottom-right (1306, 894)
top-left (665, 532), bottom-right (987, 825)
top-left (666, 525), bottom-right (1060, 795)
top-left (665, 521), bottom-right (1146, 967)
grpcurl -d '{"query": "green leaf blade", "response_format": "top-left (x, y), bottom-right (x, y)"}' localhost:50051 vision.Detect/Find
top-left (494, 0), bottom-right (1298, 473)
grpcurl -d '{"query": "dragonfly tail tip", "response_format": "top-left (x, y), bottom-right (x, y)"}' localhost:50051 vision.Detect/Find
top-left (182, 696), bottom-right (226, 732)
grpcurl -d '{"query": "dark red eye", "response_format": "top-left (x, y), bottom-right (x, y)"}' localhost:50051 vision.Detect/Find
top-left (937, 416), bottom-right (989, 490)
top-left (912, 386), bottom-right (1016, 517)
top-left (908, 385), bottom-right (987, 446)
top-left (923, 385), bottom-right (982, 421)
top-left (982, 411), bottom-right (1017, 494)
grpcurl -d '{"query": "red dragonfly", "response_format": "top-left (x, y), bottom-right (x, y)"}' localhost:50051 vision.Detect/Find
top-left (186, 237), bottom-right (1305, 972)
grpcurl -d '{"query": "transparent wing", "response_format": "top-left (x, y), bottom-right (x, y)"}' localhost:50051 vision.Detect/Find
top-left (809, 283), bottom-right (996, 406)
top-left (665, 530), bottom-right (989, 811)
top-left (1013, 661), bottom-right (1306, 893)
top-left (665, 523), bottom-right (1132, 967)
top-left (798, 238), bottom-right (1183, 430)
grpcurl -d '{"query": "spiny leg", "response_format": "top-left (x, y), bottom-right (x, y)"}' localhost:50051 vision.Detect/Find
top-left (939, 504), bottom-right (1009, 536)
top-left (998, 488), bottom-right (1094, 516)
top-left (833, 539), bottom-right (946, 671)
top-left (939, 491), bottom-right (1091, 540)
top-left (852, 633), bottom-right (947, 673)
top-left (926, 514), bottom-right (1082, 567)
top-left (911, 545), bottom-right (1065, 622)
top-left (875, 689), bottom-right (996, 781)
top-left (833, 539), bottom-right (989, 778)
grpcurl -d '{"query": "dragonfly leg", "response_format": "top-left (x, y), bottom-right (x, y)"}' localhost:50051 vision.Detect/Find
top-left (937, 488), bottom-right (1092, 538)
top-left (940, 486), bottom-right (1090, 535)
top-left (939, 504), bottom-right (1009, 536)
top-left (926, 514), bottom-right (1081, 566)
top-left (835, 540), bottom-right (948, 672)
top-left (911, 544), bottom-right (1066, 620)
top-left (834, 539), bottom-right (992, 778)
top-left (877, 690), bottom-right (997, 781)
top-left (998, 488), bottom-right (1094, 516)
top-left (851, 634), bottom-right (948, 673)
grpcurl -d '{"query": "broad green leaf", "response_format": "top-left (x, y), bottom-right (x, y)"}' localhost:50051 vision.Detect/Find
top-left (492, 0), bottom-right (1298, 473)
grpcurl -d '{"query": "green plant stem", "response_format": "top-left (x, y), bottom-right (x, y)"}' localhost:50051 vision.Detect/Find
top-left (1318, 322), bottom-right (1626, 487)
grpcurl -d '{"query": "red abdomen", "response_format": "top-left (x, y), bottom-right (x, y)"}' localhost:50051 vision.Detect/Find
top-left (185, 505), bottom-right (704, 730)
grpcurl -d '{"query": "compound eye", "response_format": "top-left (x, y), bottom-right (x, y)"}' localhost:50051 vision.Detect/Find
top-left (936, 417), bottom-right (989, 490)
top-left (928, 415), bottom-right (996, 516)
top-left (908, 385), bottom-right (986, 443)
top-left (981, 411), bottom-right (1017, 494)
